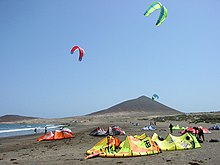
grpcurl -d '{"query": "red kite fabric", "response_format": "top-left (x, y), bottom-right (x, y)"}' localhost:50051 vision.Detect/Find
top-left (37, 128), bottom-right (74, 141)
top-left (70, 45), bottom-right (85, 61)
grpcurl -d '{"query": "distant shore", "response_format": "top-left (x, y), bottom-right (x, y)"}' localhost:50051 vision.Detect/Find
top-left (1, 111), bottom-right (220, 125)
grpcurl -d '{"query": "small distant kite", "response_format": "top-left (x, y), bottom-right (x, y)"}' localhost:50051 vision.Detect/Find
top-left (144, 2), bottom-right (168, 26)
top-left (70, 45), bottom-right (85, 61)
top-left (152, 94), bottom-right (159, 101)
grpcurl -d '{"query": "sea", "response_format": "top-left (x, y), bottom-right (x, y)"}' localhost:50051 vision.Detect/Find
top-left (0, 123), bottom-right (65, 138)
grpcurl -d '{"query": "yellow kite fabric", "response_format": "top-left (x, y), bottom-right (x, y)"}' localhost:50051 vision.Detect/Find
top-left (86, 133), bottom-right (161, 158)
top-left (108, 135), bottom-right (161, 157)
top-left (86, 136), bottom-right (120, 156)
top-left (152, 132), bottom-right (201, 151)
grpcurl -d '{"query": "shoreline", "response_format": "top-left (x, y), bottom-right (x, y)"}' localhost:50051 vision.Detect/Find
top-left (0, 123), bottom-right (68, 138)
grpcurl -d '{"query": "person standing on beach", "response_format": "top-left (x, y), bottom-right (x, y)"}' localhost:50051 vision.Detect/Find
top-left (34, 128), bottom-right (37, 133)
top-left (169, 123), bottom-right (173, 134)
top-left (198, 128), bottom-right (205, 142)
top-left (45, 127), bottom-right (47, 134)
top-left (193, 127), bottom-right (199, 136)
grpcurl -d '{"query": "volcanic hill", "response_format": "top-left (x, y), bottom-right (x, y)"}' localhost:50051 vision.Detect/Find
top-left (0, 115), bottom-right (38, 123)
top-left (88, 96), bottom-right (183, 116)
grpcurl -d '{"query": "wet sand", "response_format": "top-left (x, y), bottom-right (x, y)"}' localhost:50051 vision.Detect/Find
top-left (0, 115), bottom-right (220, 165)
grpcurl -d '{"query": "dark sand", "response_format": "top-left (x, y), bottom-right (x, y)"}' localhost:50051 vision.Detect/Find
top-left (0, 115), bottom-right (220, 165)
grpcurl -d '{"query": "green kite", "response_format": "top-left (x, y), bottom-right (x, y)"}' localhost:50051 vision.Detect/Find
top-left (144, 2), bottom-right (168, 26)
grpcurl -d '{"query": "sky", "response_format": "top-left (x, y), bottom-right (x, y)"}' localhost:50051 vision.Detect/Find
top-left (0, 0), bottom-right (220, 118)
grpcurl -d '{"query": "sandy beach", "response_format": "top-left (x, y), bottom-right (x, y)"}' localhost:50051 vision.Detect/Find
top-left (0, 115), bottom-right (220, 165)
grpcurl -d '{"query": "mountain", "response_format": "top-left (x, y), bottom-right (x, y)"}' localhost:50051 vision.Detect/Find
top-left (0, 115), bottom-right (38, 123)
top-left (88, 96), bottom-right (183, 116)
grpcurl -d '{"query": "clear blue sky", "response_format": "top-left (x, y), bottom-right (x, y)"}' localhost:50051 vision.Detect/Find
top-left (1, 0), bottom-right (220, 118)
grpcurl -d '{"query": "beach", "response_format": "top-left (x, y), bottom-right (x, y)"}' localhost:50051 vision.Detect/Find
top-left (0, 115), bottom-right (220, 165)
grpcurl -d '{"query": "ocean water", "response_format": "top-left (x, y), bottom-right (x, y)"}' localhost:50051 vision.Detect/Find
top-left (0, 123), bottom-right (65, 138)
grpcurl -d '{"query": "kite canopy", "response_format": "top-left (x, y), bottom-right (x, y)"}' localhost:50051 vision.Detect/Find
top-left (86, 133), bottom-right (161, 159)
top-left (89, 126), bottom-right (126, 136)
top-left (70, 45), bottom-right (85, 61)
top-left (142, 125), bottom-right (156, 131)
top-left (144, 1), bottom-right (168, 26)
top-left (152, 94), bottom-right (159, 100)
top-left (172, 124), bottom-right (186, 130)
top-left (86, 136), bottom-right (121, 159)
top-left (89, 127), bottom-right (108, 136)
top-left (108, 125), bottom-right (126, 136)
top-left (181, 126), bottom-right (211, 134)
top-left (152, 132), bottom-right (201, 151)
top-left (37, 128), bottom-right (74, 141)
top-left (37, 131), bottom-right (54, 141)
top-left (209, 125), bottom-right (220, 130)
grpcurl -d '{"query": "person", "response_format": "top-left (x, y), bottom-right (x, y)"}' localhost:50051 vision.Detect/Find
top-left (169, 123), bottom-right (173, 134)
top-left (193, 127), bottom-right (199, 136)
top-left (198, 128), bottom-right (205, 142)
top-left (34, 128), bottom-right (37, 134)
top-left (45, 126), bottom-right (47, 134)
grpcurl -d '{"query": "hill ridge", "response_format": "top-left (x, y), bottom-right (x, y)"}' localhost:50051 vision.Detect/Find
top-left (0, 115), bottom-right (38, 123)
top-left (88, 96), bottom-right (182, 116)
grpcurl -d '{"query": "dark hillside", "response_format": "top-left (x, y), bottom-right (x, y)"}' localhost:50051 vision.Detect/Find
top-left (0, 115), bottom-right (38, 122)
top-left (88, 96), bottom-right (183, 116)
